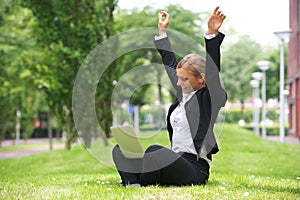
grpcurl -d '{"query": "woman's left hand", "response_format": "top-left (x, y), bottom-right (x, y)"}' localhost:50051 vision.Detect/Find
top-left (207, 6), bottom-right (226, 35)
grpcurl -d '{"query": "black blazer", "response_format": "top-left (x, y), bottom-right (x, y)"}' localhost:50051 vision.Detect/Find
top-left (154, 33), bottom-right (227, 160)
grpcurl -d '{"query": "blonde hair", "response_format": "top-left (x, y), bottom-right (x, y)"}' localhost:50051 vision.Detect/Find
top-left (176, 54), bottom-right (206, 77)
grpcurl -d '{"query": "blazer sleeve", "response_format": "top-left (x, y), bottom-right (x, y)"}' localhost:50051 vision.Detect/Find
top-left (154, 37), bottom-right (182, 99)
top-left (205, 32), bottom-right (227, 109)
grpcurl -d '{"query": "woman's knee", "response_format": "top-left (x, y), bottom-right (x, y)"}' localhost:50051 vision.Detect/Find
top-left (145, 144), bottom-right (164, 153)
top-left (112, 145), bottom-right (121, 158)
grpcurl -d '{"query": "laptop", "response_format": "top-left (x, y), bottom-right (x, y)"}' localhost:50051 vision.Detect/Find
top-left (110, 125), bottom-right (144, 158)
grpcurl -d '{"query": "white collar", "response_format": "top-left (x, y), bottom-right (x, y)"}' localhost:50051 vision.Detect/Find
top-left (182, 90), bottom-right (197, 104)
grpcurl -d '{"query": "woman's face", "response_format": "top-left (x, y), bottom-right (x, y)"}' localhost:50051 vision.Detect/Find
top-left (176, 67), bottom-right (204, 94)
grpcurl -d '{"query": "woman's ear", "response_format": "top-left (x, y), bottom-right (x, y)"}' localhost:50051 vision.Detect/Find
top-left (200, 73), bottom-right (205, 80)
top-left (197, 73), bottom-right (206, 86)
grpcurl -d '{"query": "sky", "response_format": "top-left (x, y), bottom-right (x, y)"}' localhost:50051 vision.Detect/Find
top-left (117, 0), bottom-right (290, 46)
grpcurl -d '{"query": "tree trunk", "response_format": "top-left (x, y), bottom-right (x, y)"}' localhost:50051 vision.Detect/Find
top-left (0, 128), bottom-right (4, 148)
top-left (157, 71), bottom-right (163, 105)
top-left (65, 131), bottom-right (76, 150)
top-left (47, 111), bottom-right (53, 150)
top-left (64, 113), bottom-right (77, 150)
top-left (83, 124), bottom-right (92, 148)
top-left (240, 98), bottom-right (245, 120)
top-left (102, 135), bottom-right (108, 146)
top-left (65, 124), bottom-right (76, 150)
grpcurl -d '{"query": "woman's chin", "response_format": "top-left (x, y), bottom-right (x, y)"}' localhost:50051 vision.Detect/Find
top-left (182, 90), bottom-right (192, 94)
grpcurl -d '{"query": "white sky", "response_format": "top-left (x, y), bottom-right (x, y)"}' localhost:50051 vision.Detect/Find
top-left (117, 0), bottom-right (290, 46)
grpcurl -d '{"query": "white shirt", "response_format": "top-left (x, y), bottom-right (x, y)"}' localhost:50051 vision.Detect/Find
top-left (170, 91), bottom-right (197, 155)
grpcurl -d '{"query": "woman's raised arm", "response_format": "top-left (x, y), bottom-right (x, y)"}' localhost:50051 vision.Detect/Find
top-left (157, 11), bottom-right (170, 36)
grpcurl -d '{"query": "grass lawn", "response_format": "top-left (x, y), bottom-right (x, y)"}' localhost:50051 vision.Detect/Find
top-left (0, 124), bottom-right (299, 200)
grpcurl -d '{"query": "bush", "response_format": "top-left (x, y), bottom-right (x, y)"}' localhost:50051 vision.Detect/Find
top-left (224, 108), bottom-right (279, 124)
top-left (224, 109), bottom-right (252, 124)
top-left (243, 126), bottom-right (288, 136)
top-left (31, 128), bottom-right (62, 138)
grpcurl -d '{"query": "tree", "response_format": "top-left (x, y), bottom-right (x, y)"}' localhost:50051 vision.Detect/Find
top-left (0, 1), bottom-right (46, 146)
top-left (21, 0), bottom-right (118, 149)
top-left (222, 35), bottom-right (263, 118)
top-left (262, 45), bottom-right (287, 99)
top-left (108, 5), bottom-right (208, 129)
top-left (113, 4), bottom-right (206, 106)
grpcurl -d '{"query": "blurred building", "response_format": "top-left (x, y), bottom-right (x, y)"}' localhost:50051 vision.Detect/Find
top-left (288, 0), bottom-right (300, 139)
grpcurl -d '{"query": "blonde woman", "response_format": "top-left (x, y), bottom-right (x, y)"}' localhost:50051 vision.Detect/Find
top-left (113, 6), bottom-right (227, 187)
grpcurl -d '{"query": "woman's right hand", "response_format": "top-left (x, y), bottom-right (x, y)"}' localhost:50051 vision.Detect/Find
top-left (158, 11), bottom-right (170, 36)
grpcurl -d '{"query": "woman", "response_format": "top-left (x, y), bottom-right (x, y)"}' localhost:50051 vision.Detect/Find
top-left (112, 6), bottom-right (227, 187)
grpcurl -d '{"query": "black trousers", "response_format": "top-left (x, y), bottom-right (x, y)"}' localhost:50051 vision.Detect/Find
top-left (112, 144), bottom-right (209, 186)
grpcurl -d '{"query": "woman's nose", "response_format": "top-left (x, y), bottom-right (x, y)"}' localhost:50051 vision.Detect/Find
top-left (177, 79), bottom-right (182, 86)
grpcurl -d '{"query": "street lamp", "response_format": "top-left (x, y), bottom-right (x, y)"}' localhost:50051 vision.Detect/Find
top-left (250, 72), bottom-right (262, 136)
top-left (274, 30), bottom-right (292, 143)
top-left (250, 79), bottom-right (260, 136)
top-left (257, 60), bottom-right (270, 139)
top-left (16, 110), bottom-right (21, 144)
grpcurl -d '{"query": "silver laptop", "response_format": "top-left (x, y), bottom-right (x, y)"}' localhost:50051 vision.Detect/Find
top-left (110, 125), bottom-right (144, 158)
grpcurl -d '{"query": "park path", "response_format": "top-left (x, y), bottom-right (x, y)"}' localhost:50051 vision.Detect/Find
top-left (0, 138), bottom-right (65, 160)
top-left (266, 135), bottom-right (300, 145)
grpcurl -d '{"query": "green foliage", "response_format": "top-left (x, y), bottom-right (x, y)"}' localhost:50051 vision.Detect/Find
top-left (222, 34), bottom-right (285, 107)
top-left (222, 35), bottom-right (263, 103)
top-left (266, 109), bottom-right (278, 121)
top-left (225, 108), bottom-right (279, 124)
top-left (0, 1), bottom-right (287, 153)
top-left (260, 45), bottom-right (288, 99)
top-left (31, 127), bottom-right (62, 138)
top-left (225, 108), bottom-right (288, 136)
top-left (225, 109), bottom-right (253, 124)
top-left (20, 0), bottom-right (118, 148)
top-left (113, 5), bottom-right (207, 107)
top-left (115, 4), bottom-right (205, 43)
top-left (243, 126), bottom-right (289, 136)
top-left (0, 2), bottom-right (47, 143)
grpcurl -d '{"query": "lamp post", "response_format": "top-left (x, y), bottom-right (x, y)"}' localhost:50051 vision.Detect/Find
top-left (251, 72), bottom-right (262, 136)
top-left (257, 60), bottom-right (270, 139)
top-left (274, 30), bottom-right (292, 143)
top-left (250, 79), bottom-right (259, 136)
top-left (16, 110), bottom-right (21, 144)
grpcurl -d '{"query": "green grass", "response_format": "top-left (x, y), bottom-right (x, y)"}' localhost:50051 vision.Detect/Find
top-left (0, 124), bottom-right (299, 200)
